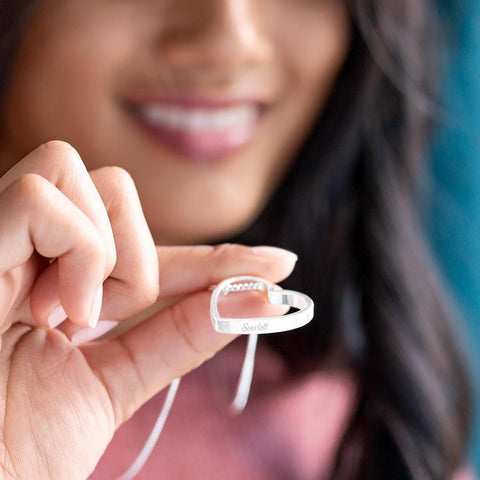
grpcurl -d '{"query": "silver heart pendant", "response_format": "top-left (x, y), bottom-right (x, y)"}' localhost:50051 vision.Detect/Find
top-left (210, 275), bottom-right (314, 335)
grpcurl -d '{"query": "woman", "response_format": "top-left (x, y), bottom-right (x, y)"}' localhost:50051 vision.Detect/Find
top-left (0, 0), bottom-right (473, 479)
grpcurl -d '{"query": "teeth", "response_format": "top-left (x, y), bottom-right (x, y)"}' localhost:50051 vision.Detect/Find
top-left (138, 104), bottom-right (258, 132)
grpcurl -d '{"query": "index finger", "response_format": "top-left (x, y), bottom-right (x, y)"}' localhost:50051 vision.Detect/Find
top-left (155, 244), bottom-right (299, 299)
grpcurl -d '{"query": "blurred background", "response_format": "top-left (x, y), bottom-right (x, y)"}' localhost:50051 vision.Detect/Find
top-left (427, 0), bottom-right (480, 473)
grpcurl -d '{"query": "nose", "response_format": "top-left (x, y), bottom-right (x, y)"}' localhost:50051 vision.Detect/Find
top-left (155, 0), bottom-right (272, 76)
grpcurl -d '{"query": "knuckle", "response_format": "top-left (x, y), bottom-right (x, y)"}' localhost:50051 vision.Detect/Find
top-left (212, 243), bottom-right (253, 263)
top-left (103, 166), bottom-right (135, 186)
top-left (12, 173), bottom-right (48, 203)
top-left (37, 141), bottom-right (87, 186)
top-left (93, 166), bottom-right (139, 214)
top-left (97, 166), bottom-right (136, 196)
top-left (39, 140), bottom-right (81, 165)
top-left (204, 244), bottom-right (256, 285)
top-left (130, 280), bottom-right (159, 311)
top-left (111, 336), bottom-right (148, 423)
top-left (141, 280), bottom-right (160, 306)
top-left (170, 301), bottom-right (203, 359)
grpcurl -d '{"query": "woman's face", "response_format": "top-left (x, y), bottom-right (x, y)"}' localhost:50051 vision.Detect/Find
top-left (0, 0), bottom-right (350, 244)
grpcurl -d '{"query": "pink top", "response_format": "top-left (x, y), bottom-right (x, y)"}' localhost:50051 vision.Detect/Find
top-left (90, 338), bottom-right (475, 479)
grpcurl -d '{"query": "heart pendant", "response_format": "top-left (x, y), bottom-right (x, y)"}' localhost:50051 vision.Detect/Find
top-left (210, 275), bottom-right (314, 334)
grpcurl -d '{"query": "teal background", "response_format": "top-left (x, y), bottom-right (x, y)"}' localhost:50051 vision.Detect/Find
top-left (428, 1), bottom-right (480, 472)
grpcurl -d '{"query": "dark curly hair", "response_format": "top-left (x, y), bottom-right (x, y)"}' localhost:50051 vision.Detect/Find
top-left (0, 1), bottom-right (473, 479)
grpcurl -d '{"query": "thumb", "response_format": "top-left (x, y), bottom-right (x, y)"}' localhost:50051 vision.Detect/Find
top-left (81, 286), bottom-right (286, 427)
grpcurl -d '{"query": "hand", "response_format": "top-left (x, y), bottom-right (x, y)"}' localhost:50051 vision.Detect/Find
top-left (0, 142), bottom-right (297, 479)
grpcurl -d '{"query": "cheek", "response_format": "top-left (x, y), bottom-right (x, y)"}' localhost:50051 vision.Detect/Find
top-left (0, 2), bottom-right (148, 161)
top-left (270, 1), bottom-right (351, 97)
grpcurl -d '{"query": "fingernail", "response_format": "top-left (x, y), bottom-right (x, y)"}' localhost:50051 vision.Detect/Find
top-left (251, 246), bottom-right (298, 265)
top-left (88, 285), bottom-right (103, 328)
top-left (71, 320), bottom-right (118, 346)
top-left (47, 304), bottom-right (68, 329)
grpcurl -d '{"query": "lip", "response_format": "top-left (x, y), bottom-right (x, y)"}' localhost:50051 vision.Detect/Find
top-left (125, 95), bottom-right (268, 162)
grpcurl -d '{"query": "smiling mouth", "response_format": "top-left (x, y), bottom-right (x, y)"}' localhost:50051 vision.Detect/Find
top-left (128, 101), bottom-right (263, 162)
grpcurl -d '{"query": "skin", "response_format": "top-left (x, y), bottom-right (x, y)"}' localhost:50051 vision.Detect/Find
top-left (0, 0), bottom-right (351, 244)
top-left (0, 0), bottom-right (350, 478)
